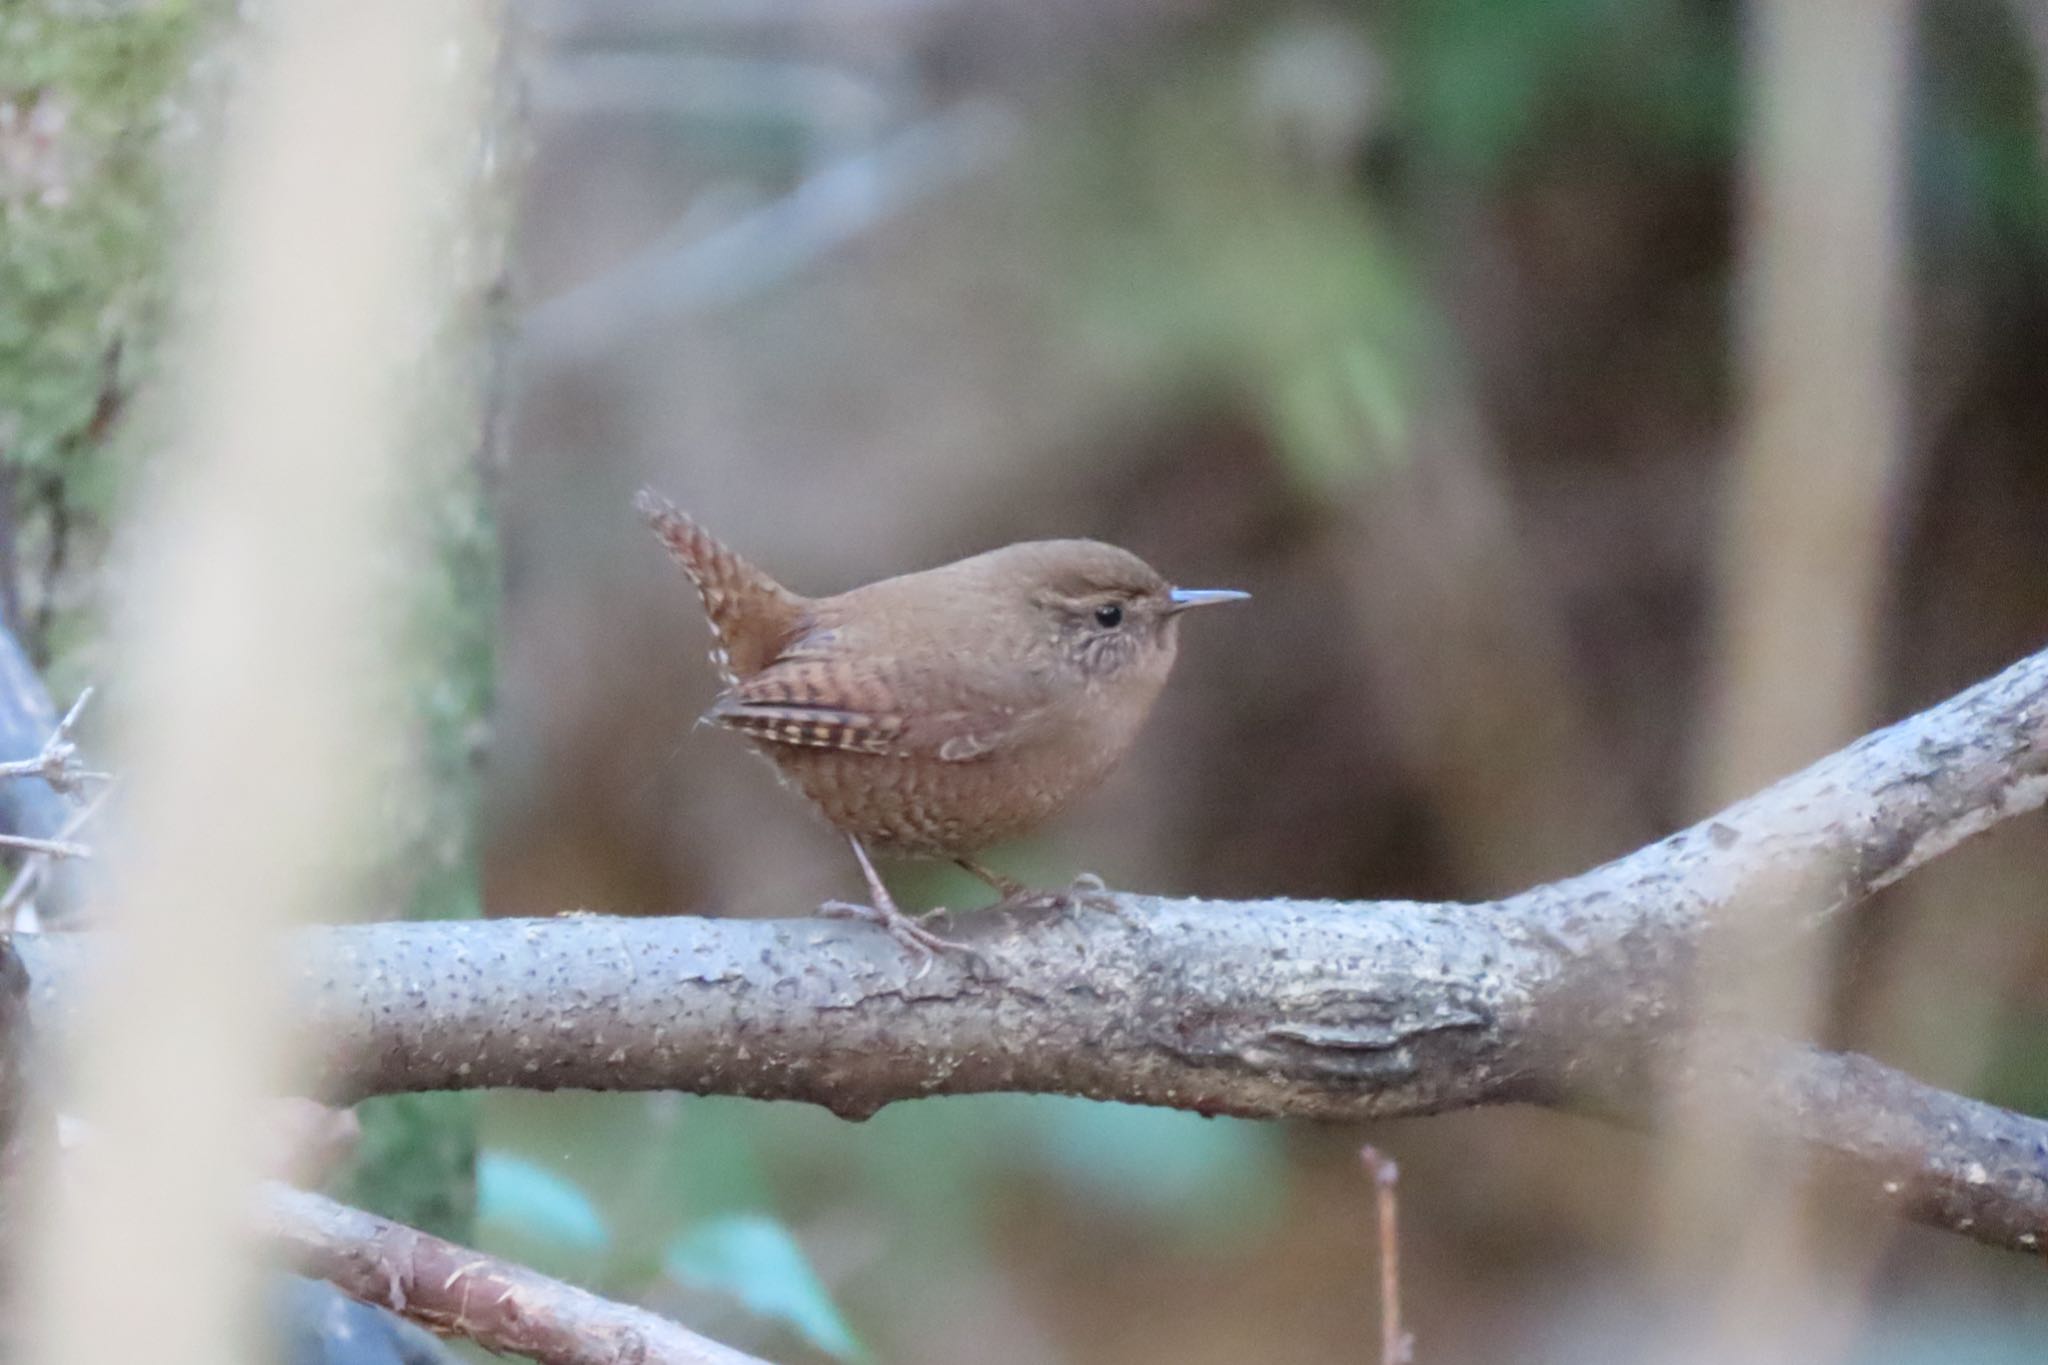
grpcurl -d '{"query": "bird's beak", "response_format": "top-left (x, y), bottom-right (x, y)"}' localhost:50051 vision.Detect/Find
top-left (1166, 587), bottom-right (1250, 613)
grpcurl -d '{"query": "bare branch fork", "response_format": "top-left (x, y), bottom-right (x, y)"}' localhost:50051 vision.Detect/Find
top-left (0, 686), bottom-right (108, 794)
top-left (0, 686), bottom-right (109, 865)
top-left (20, 646), bottom-right (2048, 1257)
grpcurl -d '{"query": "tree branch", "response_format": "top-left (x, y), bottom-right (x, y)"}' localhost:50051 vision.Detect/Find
top-left (520, 100), bottom-right (1018, 369)
top-left (258, 1182), bottom-right (771, 1365)
top-left (1695, 1038), bottom-right (2048, 1255)
top-left (21, 646), bottom-right (2048, 1256)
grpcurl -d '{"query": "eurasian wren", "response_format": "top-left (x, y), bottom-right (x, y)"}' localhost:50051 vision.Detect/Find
top-left (636, 489), bottom-right (1246, 965)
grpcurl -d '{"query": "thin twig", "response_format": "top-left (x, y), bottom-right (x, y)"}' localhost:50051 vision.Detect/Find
top-left (520, 100), bottom-right (1018, 367)
top-left (0, 782), bottom-right (112, 921)
top-left (52, 685), bottom-right (91, 744)
top-left (259, 1182), bottom-right (773, 1365)
top-left (1359, 1147), bottom-right (1412, 1365)
top-left (0, 684), bottom-right (111, 794)
top-left (0, 833), bottom-right (90, 860)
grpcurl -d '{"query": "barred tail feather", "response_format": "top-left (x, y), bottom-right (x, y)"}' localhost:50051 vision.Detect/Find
top-left (635, 489), bottom-right (808, 683)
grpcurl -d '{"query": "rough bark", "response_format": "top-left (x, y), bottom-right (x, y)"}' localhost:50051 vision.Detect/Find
top-left (260, 1183), bottom-right (769, 1365)
top-left (19, 644), bottom-right (2048, 1256)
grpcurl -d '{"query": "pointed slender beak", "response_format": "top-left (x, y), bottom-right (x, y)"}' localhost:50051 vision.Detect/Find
top-left (1166, 587), bottom-right (1251, 613)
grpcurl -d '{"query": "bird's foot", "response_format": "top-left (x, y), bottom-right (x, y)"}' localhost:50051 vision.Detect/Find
top-left (819, 899), bottom-right (988, 980)
top-left (957, 856), bottom-right (1124, 914)
top-left (973, 869), bottom-right (1127, 919)
top-left (840, 835), bottom-right (992, 979)
top-left (1059, 871), bottom-right (1134, 918)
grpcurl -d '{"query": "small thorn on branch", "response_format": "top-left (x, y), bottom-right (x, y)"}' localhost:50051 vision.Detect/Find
top-left (1360, 1145), bottom-right (1415, 1365)
top-left (0, 685), bottom-right (112, 796)
top-left (0, 722), bottom-right (116, 928)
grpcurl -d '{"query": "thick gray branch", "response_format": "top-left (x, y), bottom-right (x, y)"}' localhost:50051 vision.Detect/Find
top-left (21, 646), bottom-right (2048, 1256)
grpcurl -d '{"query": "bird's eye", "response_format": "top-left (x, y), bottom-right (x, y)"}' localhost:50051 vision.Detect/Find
top-left (1093, 603), bottom-right (1124, 628)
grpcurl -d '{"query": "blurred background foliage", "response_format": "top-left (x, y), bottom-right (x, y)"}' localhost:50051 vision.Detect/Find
top-left (8, 0), bottom-right (2048, 1360)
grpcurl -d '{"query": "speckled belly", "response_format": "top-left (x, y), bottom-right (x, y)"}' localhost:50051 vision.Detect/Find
top-left (756, 742), bottom-right (1108, 857)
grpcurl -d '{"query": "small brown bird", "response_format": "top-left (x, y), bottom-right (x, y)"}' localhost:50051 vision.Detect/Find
top-left (636, 490), bottom-right (1246, 964)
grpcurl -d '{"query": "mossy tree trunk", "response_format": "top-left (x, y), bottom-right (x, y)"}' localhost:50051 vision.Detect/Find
top-left (0, 2), bottom-right (517, 1242)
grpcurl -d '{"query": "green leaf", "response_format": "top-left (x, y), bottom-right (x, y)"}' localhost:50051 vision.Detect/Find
top-left (665, 1214), bottom-right (867, 1363)
top-left (1030, 1098), bottom-right (1288, 1243)
top-left (476, 1150), bottom-right (610, 1253)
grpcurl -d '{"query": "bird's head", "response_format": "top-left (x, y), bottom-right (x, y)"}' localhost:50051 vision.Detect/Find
top-left (981, 539), bottom-right (1247, 692)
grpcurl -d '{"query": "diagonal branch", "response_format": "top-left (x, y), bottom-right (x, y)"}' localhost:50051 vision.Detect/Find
top-left (1693, 1038), bottom-right (2048, 1255)
top-left (21, 646), bottom-right (2048, 1256)
top-left (259, 1182), bottom-right (772, 1365)
top-left (520, 100), bottom-right (1018, 369)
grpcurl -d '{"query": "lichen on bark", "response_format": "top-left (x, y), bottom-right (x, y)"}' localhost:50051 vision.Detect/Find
top-left (0, 1), bottom-right (215, 658)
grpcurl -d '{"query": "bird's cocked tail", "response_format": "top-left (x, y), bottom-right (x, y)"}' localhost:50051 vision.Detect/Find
top-left (635, 489), bottom-right (808, 684)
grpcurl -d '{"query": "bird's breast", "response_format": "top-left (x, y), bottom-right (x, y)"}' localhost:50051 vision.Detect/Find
top-left (752, 724), bottom-right (1134, 858)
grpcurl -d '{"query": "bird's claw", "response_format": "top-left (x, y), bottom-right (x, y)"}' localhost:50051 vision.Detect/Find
top-left (1062, 872), bottom-right (1134, 919)
top-left (819, 899), bottom-right (990, 979)
top-left (982, 871), bottom-right (1127, 920)
top-left (957, 858), bottom-right (1122, 918)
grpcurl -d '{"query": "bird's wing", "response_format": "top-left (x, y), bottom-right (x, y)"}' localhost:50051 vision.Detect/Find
top-left (705, 628), bottom-right (1055, 762)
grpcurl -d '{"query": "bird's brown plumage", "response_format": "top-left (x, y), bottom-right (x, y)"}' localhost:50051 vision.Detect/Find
top-left (634, 489), bottom-right (805, 685)
top-left (637, 490), bottom-right (1240, 865)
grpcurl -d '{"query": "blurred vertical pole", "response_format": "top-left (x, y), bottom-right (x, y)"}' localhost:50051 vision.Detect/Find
top-left (1704, 3), bottom-right (1909, 808)
top-left (1656, 0), bottom-right (1910, 1358)
top-left (327, 5), bottom-right (517, 1251)
top-left (20, 3), bottom-right (500, 1364)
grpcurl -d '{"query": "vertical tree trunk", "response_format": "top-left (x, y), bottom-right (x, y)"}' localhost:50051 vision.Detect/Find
top-left (0, 0), bottom-right (518, 1251)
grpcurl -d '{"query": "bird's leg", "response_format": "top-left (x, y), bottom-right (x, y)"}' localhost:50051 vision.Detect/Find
top-left (954, 857), bottom-right (1032, 903)
top-left (822, 835), bottom-right (982, 976)
top-left (956, 858), bottom-right (1126, 918)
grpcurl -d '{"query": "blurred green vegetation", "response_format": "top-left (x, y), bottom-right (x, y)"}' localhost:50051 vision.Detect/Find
top-left (668, 1215), bottom-right (870, 1361)
top-left (0, 1), bottom-right (214, 673)
top-left (1047, 54), bottom-right (1427, 496)
top-left (1393, 0), bottom-right (1737, 170)
top-left (481, 1090), bottom-right (1289, 1361)
top-left (0, 2), bottom-right (198, 471)
top-left (1916, 0), bottom-right (2048, 253)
